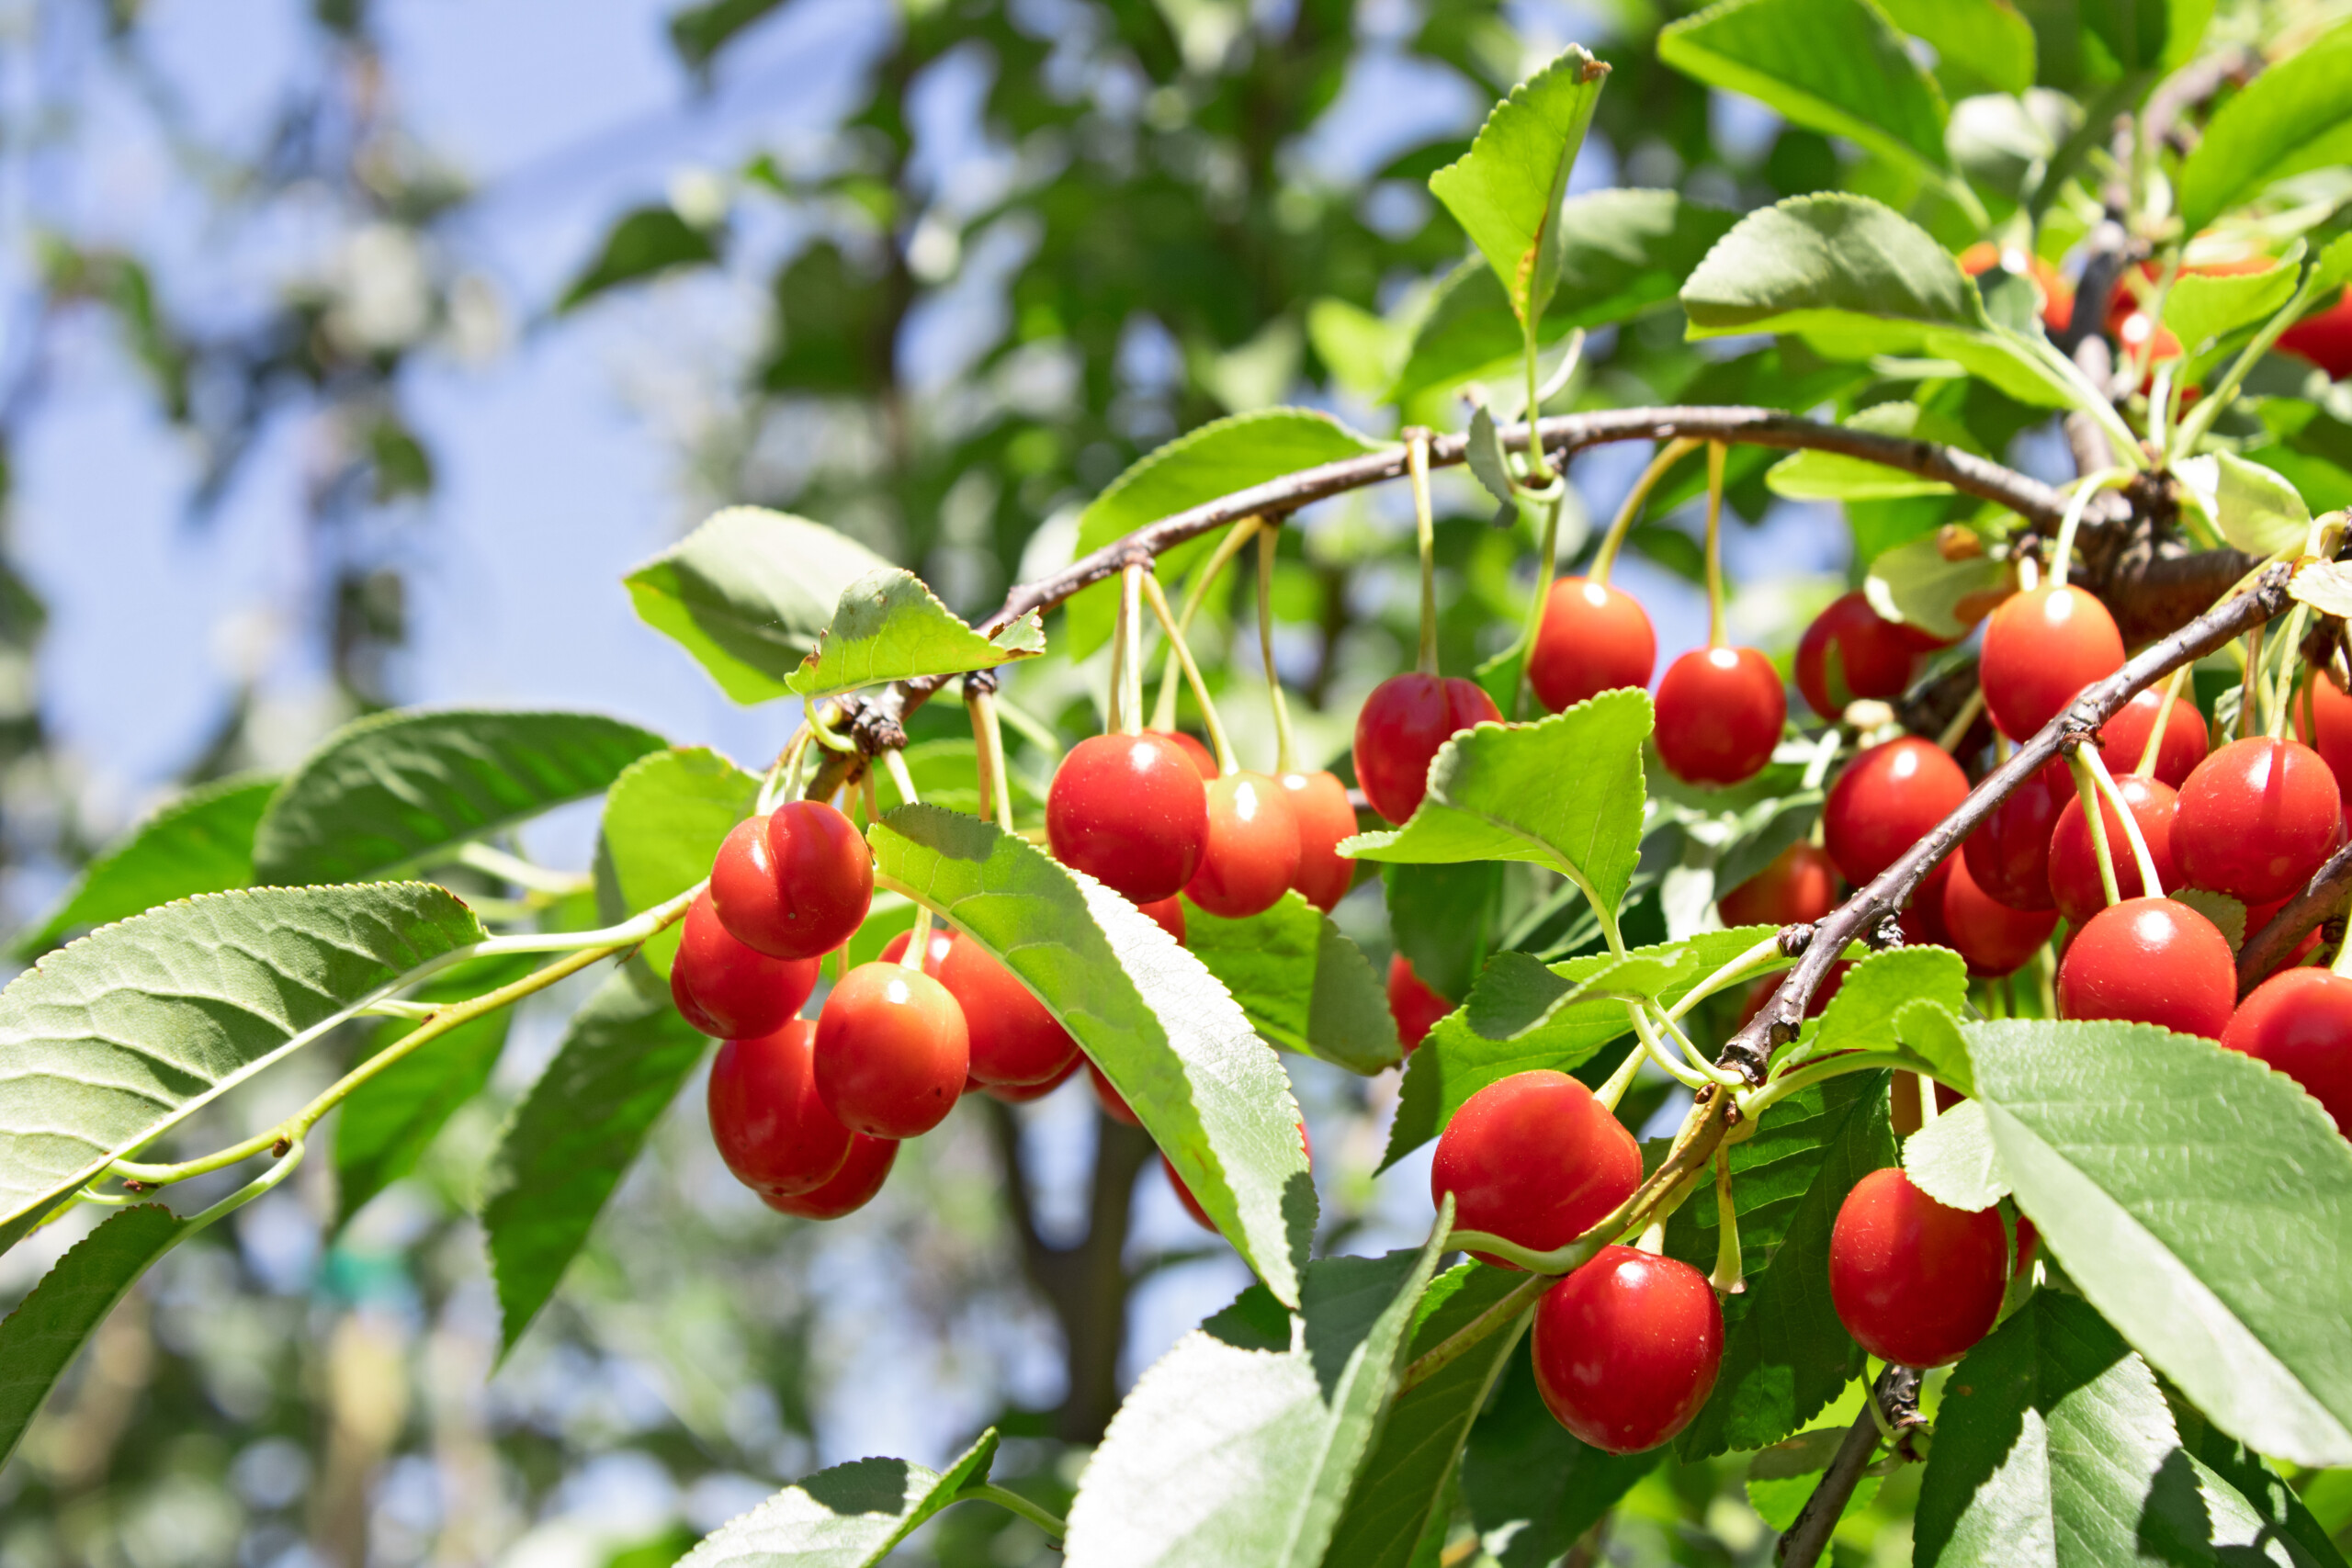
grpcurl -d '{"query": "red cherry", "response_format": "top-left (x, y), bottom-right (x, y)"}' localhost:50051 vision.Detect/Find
top-left (1280, 771), bottom-right (1360, 910)
top-left (987, 1056), bottom-right (1080, 1104)
top-left (1430, 1070), bottom-right (1642, 1269)
top-left (2220, 968), bottom-right (2352, 1134)
top-left (1087, 1059), bottom-right (1140, 1125)
top-left (1941, 854), bottom-right (2058, 977)
top-left (707, 1019), bottom-right (854, 1197)
top-left (1654, 646), bottom-right (1786, 787)
top-left (1978, 586), bottom-right (2126, 741)
top-left (1387, 953), bottom-right (1451, 1055)
top-left (2101, 687), bottom-right (2210, 789)
top-left (2278, 286), bottom-right (2352, 378)
top-left (1897, 858), bottom-right (1955, 949)
top-left (1532, 1247), bottom-right (1723, 1454)
top-left (1136, 896), bottom-right (1186, 944)
top-left (2175, 737), bottom-right (2344, 903)
top-left (1168, 1122), bottom-right (1309, 1231)
top-left (1717, 841), bottom-right (1838, 929)
top-left (1046, 732), bottom-right (1210, 902)
top-left (1823, 738), bottom-right (1971, 887)
top-left (672, 892), bottom-right (820, 1039)
top-left (1828, 1167), bottom-right (2009, 1368)
top-left (2047, 772), bottom-right (2179, 925)
top-left (1352, 673), bottom-right (1502, 824)
top-left (812, 961), bottom-right (971, 1137)
top-left (877, 924), bottom-right (956, 974)
top-left (1796, 592), bottom-right (1917, 719)
top-left (2293, 672), bottom-right (2352, 792)
top-left (1147, 728), bottom-right (1218, 780)
top-left (710, 802), bottom-right (873, 960)
top-left (936, 934), bottom-right (1080, 1087)
top-left (1530, 578), bottom-right (1657, 715)
top-left (2056, 896), bottom-right (2236, 1037)
top-left (1185, 771), bottom-right (1302, 918)
top-left (1959, 243), bottom-right (2076, 333)
top-left (1961, 761), bottom-right (2064, 912)
top-left (761, 1134), bottom-right (896, 1220)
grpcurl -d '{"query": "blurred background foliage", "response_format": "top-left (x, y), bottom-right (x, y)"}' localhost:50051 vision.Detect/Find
top-left (2, 1), bottom-right (2345, 1566)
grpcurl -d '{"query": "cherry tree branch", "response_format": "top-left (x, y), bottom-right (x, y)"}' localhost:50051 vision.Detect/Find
top-left (1777, 1364), bottom-right (1922, 1567)
top-left (2237, 841), bottom-right (2352, 993)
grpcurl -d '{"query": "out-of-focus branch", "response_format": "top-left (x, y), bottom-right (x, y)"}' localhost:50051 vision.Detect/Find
top-left (2238, 841), bottom-right (2352, 993)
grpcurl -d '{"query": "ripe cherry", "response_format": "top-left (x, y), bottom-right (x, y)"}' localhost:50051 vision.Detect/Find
top-left (2101, 687), bottom-right (2210, 789)
top-left (1898, 859), bottom-right (1955, 950)
top-left (1654, 646), bottom-right (1786, 787)
top-left (2047, 772), bottom-right (2179, 926)
top-left (1046, 732), bottom-right (1210, 903)
top-left (2219, 968), bottom-right (2352, 1134)
top-left (1718, 841), bottom-right (1838, 929)
top-left (1529, 578), bottom-right (1656, 714)
top-left (1828, 1168), bottom-right (2009, 1368)
top-left (1961, 761), bottom-right (2064, 911)
top-left (707, 1018), bottom-right (854, 1198)
top-left (813, 960), bottom-right (970, 1138)
top-left (987, 1057), bottom-right (1080, 1105)
top-left (1136, 896), bottom-right (1186, 944)
top-left (1186, 771), bottom-right (1302, 918)
top-left (762, 1134), bottom-right (897, 1220)
top-left (1979, 585), bottom-right (2125, 740)
top-left (1281, 771), bottom-right (1360, 910)
top-left (2278, 285), bottom-right (2352, 378)
top-left (1531, 1247), bottom-right (1723, 1454)
top-left (2056, 896), bottom-right (2236, 1038)
top-left (1430, 1070), bottom-right (1642, 1269)
top-left (1148, 728), bottom-right (1218, 780)
top-left (1941, 853), bottom-right (2058, 977)
top-left (672, 891), bottom-right (820, 1039)
top-left (936, 934), bottom-right (1080, 1088)
top-left (878, 924), bottom-right (956, 974)
top-left (2175, 737), bottom-right (2344, 903)
top-left (709, 801), bottom-right (874, 960)
top-left (1796, 592), bottom-right (1917, 719)
top-left (1387, 953), bottom-right (1451, 1055)
top-left (2294, 672), bottom-right (2352, 792)
top-left (1352, 673), bottom-right (1502, 824)
top-left (1823, 738), bottom-right (1971, 887)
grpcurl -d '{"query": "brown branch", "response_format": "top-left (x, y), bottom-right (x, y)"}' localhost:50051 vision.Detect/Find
top-left (1777, 1364), bottom-right (1920, 1567)
top-left (2237, 841), bottom-right (2352, 994)
top-left (1721, 563), bottom-right (2296, 1082)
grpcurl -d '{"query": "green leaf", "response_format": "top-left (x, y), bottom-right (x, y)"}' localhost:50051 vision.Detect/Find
top-left (1865, 532), bottom-right (2007, 642)
top-left (333, 953), bottom-right (544, 1227)
top-left (2175, 1405), bottom-right (2352, 1568)
top-left (1062, 410), bottom-right (1386, 660)
top-left (870, 806), bottom-right (1313, 1304)
top-left (1342, 692), bottom-right (1650, 917)
top-left (1306, 297), bottom-right (1407, 402)
top-left (1966, 1018), bottom-right (2352, 1467)
top-left (677, 1429), bottom-right (1000, 1568)
top-left (1464, 404), bottom-right (1516, 509)
top-left (1905, 1096), bottom-right (2009, 1211)
top-left (1793, 945), bottom-right (1969, 1066)
top-left (14, 773), bottom-right (275, 955)
top-left (625, 507), bottom-right (896, 704)
top-left (1914, 1289), bottom-right (2323, 1568)
top-left (597, 748), bottom-right (761, 978)
top-left (1063, 1232), bottom-right (1448, 1566)
top-left (1427, 46), bottom-right (1611, 328)
top-left (1766, 402), bottom-right (1984, 502)
top-left (560, 208), bottom-right (718, 311)
top-left (668, 0), bottom-right (786, 71)
top-left (2082, 0), bottom-right (2212, 74)
top-left (253, 709), bottom-right (665, 885)
top-left (1382, 862), bottom-right (1503, 1005)
top-left (0, 1204), bottom-right (184, 1472)
top-left (1659, 0), bottom-right (1950, 181)
top-left (1321, 1263), bottom-right (1530, 1568)
top-left (1745, 1420), bottom-right (1882, 1531)
top-left (481, 960), bottom-right (710, 1356)
top-left (1182, 892), bottom-right (1402, 1075)
top-left (1879, 0), bottom-right (2034, 95)
top-left (1458, 1337), bottom-right (1659, 1566)
top-left (1895, 997), bottom-right (1976, 1095)
top-left (0, 884), bottom-right (489, 1256)
top-left (2164, 249), bottom-right (2303, 355)
top-left (2177, 20), bottom-right (2352, 237)
top-left (1682, 195), bottom-right (2075, 407)
top-left (1380, 928), bottom-right (1792, 1169)
top-left (1665, 1070), bottom-right (1891, 1459)
top-left (2176, 451), bottom-right (2312, 559)
top-left (1390, 193), bottom-right (1737, 401)
top-left (782, 570), bottom-right (1042, 701)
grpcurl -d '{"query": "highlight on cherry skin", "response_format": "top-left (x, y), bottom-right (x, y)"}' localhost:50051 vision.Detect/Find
top-left (2056, 896), bottom-right (2237, 1040)
top-left (812, 959), bottom-right (972, 1139)
top-left (1351, 671), bottom-right (1502, 824)
top-left (709, 799), bottom-right (874, 960)
top-left (1529, 576), bottom-right (1656, 714)
top-left (1654, 644), bottom-right (1785, 787)
top-left (1828, 1168), bottom-right (2011, 1369)
top-left (1532, 1246), bottom-right (1724, 1455)
top-left (1185, 769), bottom-right (1302, 919)
top-left (2046, 771), bottom-right (2178, 926)
top-left (1977, 583), bottom-right (2126, 741)
top-left (671, 890), bottom-right (820, 1041)
top-left (1045, 730), bottom-right (1210, 903)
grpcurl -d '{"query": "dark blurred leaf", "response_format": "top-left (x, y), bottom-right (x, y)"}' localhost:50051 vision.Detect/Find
top-left (668, 0), bottom-right (787, 71)
top-left (1384, 860), bottom-right (1503, 1006)
top-left (560, 208), bottom-right (718, 312)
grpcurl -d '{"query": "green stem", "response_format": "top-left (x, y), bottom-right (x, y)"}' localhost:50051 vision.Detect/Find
top-left (2241, 622), bottom-right (2265, 742)
top-left (1652, 1001), bottom-right (1744, 1088)
top-left (961, 1484), bottom-right (1067, 1544)
top-left (1591, 1040), bottom-right (1645, 1113)
top-left (2051, 468), bottom-right (2131, 589)
top-left (2068, 748), bottom-right (2124, 908)
top-left (1408, 432), bottom-right (1439, 677)
top-left (1394, 1271), bottom-right (1547, 1395)
top-left (454, 842), bottom-right (592, 898)
top-left (1522, 317), bottom-right (1553, 484)
top-left (1702, 442), bottom-right (1729, 646)
top-left (1739, 1051), bottom-right (1919, 1119)
top-left (1627, 1002), bottom-right (1713, 1090)
top-left (1666, 936), bottom-right (1782, 1023)
top-left (1141, 571), bottom-right (1236, 773)
top-left (1590, 438), bottom-right (1699, 586)
top-left (1256, 527), bottom-right (1299, 774)
top-left (2138, 666), bottom-right (2188, 776)
top-left (2080, 743), bottom-right (2163, 897)
top-left (1513, 489), bottom-right (1566, 719)
top-left (967, 685), bottom-right (1018, 833)
top-left (1151, 515), bottom-right (1262, 733)
top-left (1707, 1146), bottom-right (1743, 1295)
top-left (1116, 561), bottom-right (1146, 737)
top-left (2267, 605), bottom-right (2309, 740)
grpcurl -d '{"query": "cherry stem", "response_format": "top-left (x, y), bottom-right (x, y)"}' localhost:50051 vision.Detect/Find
top-left (1140, 571), bottom-right (1236, 774)
top-left (1150, 515), bottom-right (1262, 733)
top-left (967, 684), bottom-right (1018, 833)
top-left (1627, 1002), bottom-right (1713, 1090)
top-left (2241, 621), bottom-right (2265, 742)
top-left (1522, 318), bottom-right (1554, 485)
top-left (1255, 527), bottom-right (1299, 775)
top-left (1663, 935), bottom-right (1783, 1022)
top-left (1702, 442), bottom-right (1729, 648)
top-left (2266, 605), bottom-right (2308, 740)
top-left (1114, 561), bottom-right (1146, 738)
top-left (1935, 687), bottom-right (1987, 754)
top-left (1512, 489), bottom-right (1565, 720)
top-left (1591, 1039), bottom-right (1645, 1112)
top-left (1707, 1146), bottom-right (1744, 1296)
top-left (761, 728), bottom-right (814, 814)
top-left (1590, 436), bottom-right (1699, 588)
top-left (962, 1484), bottom-right (1067, 1545)
top-left (2140, 665), bottom-right (2188, 776)
top-left (1408, 430), bottom-right (1439, 678)
top-left (2050, 468), bottom-right (2129, 591)
top-left (1395, 1271), bottom-right (1545, 1396)
top-left (2068, 747), bottom-right (2126, 908)
top-left (2081, 742), bottom-right (2165, 897)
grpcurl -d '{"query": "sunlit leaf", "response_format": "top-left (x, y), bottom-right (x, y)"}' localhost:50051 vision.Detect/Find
top-left (679, 1429), bottom-right (1000, 1567)
top-left (596, 747), bottom-right (760, 977)
top-left (2177, 19), bottom-right (2352, 236)
top-left (1182, 893), bottom-right (1401, 1075)
top-left (784, 569), bottom-right (1042, 701)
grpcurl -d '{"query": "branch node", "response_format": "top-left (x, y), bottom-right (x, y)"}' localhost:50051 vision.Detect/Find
top-left (962, 668), bottom-right (1001, 697)
top-left (1869, 915), bottom-right (1905, 951)
top-left (1776, 923), bottom-right (1815, 959)
top-left (2056, 723), bottom-right (2097, 755)
top-left (270, 1137), bottom-right (292, 1159)
top-left (120, 1180), bottom-right (149, 1194)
